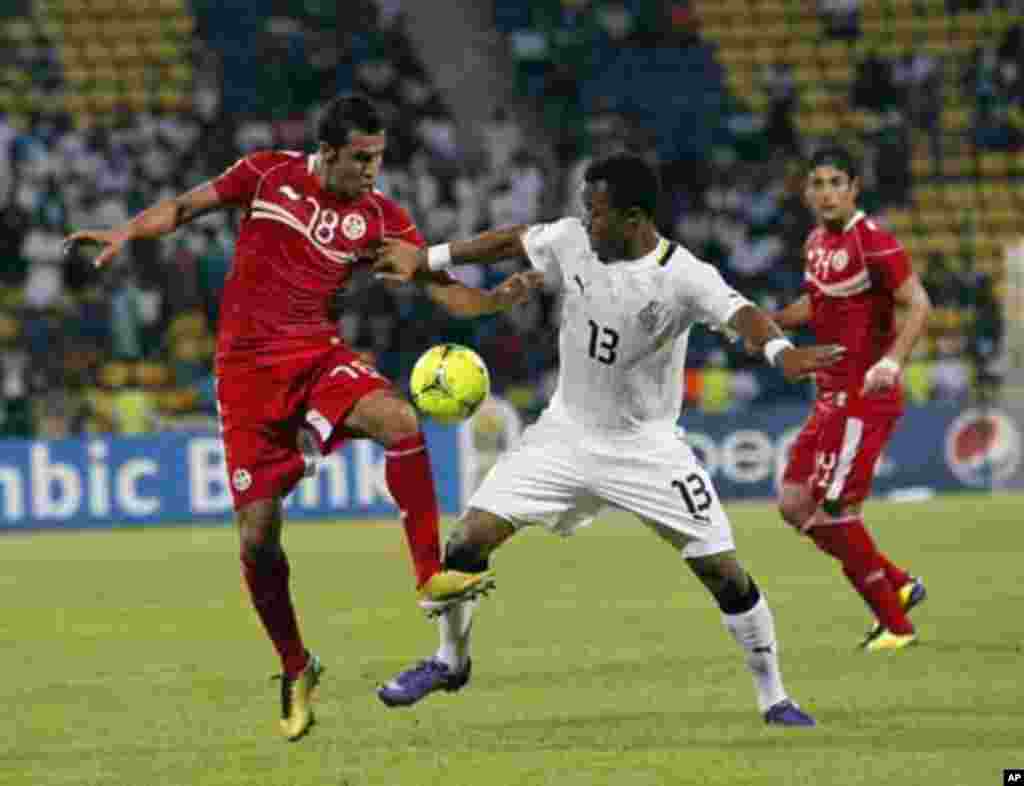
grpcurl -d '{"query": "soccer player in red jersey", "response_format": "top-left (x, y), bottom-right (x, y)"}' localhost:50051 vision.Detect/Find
top-left (770, 146), bottom-right (932, 652)
top-left (65, 94), bottom-right (542, 739)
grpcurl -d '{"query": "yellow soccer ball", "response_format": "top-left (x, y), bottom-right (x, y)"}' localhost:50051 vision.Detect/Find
top-left (409, 344), bottom-right (491, 424)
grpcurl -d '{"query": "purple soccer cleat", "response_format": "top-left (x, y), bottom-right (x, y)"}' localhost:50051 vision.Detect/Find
top-left (377, 658), bottom-right (472, 707)
top-left (764, 699), bottom-right (817, 727)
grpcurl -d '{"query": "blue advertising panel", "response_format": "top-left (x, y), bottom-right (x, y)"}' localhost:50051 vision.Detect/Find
top-left (0, 424), bottom-right (471, 531)
top-left (2, 403), bottom-right (1019, 531)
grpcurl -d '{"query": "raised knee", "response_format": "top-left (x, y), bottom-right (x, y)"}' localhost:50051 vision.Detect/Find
top-left (375, 396), bottom-right (421, 446)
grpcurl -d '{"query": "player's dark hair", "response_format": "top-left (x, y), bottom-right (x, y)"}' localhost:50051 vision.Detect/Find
top-left (808, 144), bottom-right (859, 179)
top-left (584, 152), bottom-right (661, 219)
top-left (317, 94), bottom-right (384, 147)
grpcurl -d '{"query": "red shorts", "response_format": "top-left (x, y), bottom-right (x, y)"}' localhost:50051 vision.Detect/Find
top-left (216, 342), bottom-right (391, 510)
top-left (782, 391), bottom-right (901, 508)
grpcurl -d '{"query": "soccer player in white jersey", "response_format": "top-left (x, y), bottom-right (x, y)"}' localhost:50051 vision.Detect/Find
top-left (372, 153), bottom-right (845, 726)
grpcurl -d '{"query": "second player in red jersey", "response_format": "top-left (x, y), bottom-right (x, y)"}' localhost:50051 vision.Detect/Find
top-left (65, 94), bottom-right (544, 741)
top-left (771, 146), bottom-right (932, 652)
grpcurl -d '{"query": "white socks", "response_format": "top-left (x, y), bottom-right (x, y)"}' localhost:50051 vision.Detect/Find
top-left (436, 599), bottom-right (477, 672)
top-left (722, 596), bottom-right (787, 712)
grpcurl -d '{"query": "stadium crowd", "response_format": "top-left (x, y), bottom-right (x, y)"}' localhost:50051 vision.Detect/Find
top-left (0, 0), bottom-right (1015, 440)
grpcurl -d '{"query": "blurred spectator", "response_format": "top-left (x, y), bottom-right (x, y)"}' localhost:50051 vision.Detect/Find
top-left (761, 63), bottom-right (799, 156)
top-left (109, 269), bottom-right (146, 361)
top-left (931, 334), bottom-right (972, 402)
top-left (481, 107), bottom-right (523, 173)
top-left (872, 109), bottom-right (912, 206)
top-left (903, 345), bottom-right (934, 405)
top-left (853, 54), bottom-right (899, 112)
top-left (0, 312), bottom-right (32, 438)
top-left (488, 150), bottom-right (545, 226)
top-left (819, 0), bottom-right (861, 40)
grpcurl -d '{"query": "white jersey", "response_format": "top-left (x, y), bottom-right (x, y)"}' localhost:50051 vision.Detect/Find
top-left (521, 218), bottom-right (750, 434)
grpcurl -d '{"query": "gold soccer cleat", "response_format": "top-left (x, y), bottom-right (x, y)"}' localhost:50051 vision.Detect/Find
top-left (864, 630), bottom-right (917, 652)
top-left (417, 570), bottom-right (496, 617)
top-left (276, 652), bottom-right (323, 741)
top-left (861, 576), bottom-right (927, 648)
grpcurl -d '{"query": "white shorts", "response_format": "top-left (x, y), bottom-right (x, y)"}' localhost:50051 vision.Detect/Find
top-left (467, 412), bottom-right (736, 559)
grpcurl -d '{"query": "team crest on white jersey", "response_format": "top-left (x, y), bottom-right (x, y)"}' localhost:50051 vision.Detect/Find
top-left (638, 299), bottom-right (666, 334)
top-left (341, 213), bottom-right (367, 240)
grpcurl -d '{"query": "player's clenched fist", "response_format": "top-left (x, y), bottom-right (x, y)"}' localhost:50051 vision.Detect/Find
top-left (862, 356), bottom-right (901, 394)
top-left (373, 237), bottom-right (425, 282)
top-left (776, 343), bottom-right (846, 382)
top-left (491, 271), bottom-right (546, 309)
top-left (64, 228), bottom-right (131, 269)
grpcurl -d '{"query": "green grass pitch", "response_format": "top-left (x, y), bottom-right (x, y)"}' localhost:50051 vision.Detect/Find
top-left (3, 493), bottom-right (1022, 786)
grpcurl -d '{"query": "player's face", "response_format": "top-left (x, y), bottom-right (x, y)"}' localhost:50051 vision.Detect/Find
top-left (582, 182), bottom-right (630, 262)
top-left (318, 131), bottom-right (386, 199)
top-left (805, 165), bottom-right (859, 227)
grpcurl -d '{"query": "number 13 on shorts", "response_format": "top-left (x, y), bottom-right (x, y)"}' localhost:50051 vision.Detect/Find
top-left (672, 468), bottom-right (716, 523)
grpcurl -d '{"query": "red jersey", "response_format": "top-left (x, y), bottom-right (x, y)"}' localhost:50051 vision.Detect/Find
top-left (803, 211), bottom-right (911, 407)
top-left (212, 150), bottom-right (424, 363)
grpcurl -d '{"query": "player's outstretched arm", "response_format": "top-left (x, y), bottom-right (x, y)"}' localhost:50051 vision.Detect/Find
top-left (373, 226), bottom-right (530, 283)
top-left (863, 273), bottom-right (932, 394)
top-left (769, 294), bottom-right (811, 331)
top-left (64, 182), bottom-right (224, 269)
top-left (728, 304), bottom-right (845, 382)
top-left (421, 270), bottom-right (546, 318)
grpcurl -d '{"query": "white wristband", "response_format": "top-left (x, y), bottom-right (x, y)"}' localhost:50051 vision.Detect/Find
top-left (873, 356), bottom-right (901, 374)
top-left (427, 243), bottom-right (452, 271)
top-left (764, 337), bottom-right (795, 367)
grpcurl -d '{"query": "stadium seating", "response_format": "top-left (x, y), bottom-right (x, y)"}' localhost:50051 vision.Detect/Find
top-left (692, 0), bottom-right (1021, 342)
top-left (0, 0), bottom-right (195, 122)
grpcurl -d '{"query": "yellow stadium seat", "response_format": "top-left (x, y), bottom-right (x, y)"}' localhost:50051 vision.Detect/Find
top-left (752, 45), bottom-right (778, 68)
top-left (859, 18), bottom-right (886, 37)
top-left (876, 40), bottom-right (907, 59)
top-left (913, 183), bottom-right (942, 208)
top-left (911, 153), bottom-right (934, 179)
top-left (945, 183), bottom-right (981, 208)
top-left (789, 20), bottom-right (820, 40)
top-left (979, 152), bottom-right (1010, 178)
top-left (136, 362), bottom-right (172, 389)
top-left (918, 209), bottom-right (950, 231)
top-left (941, 155), bottom-right (975, 177)
top-left (884, 209), bottom-right (914, 234)
top-left (167, 16), bottom-right (196, 36)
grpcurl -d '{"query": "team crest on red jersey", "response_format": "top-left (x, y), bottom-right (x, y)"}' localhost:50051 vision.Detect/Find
top-left (232, 468), bottom-right (253, 492)
top-left (342, 213), bottom-right (367, 240)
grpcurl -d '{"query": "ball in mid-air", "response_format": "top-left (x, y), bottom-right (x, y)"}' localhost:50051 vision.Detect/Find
top-left (409, 343), bottom-right (490, 424)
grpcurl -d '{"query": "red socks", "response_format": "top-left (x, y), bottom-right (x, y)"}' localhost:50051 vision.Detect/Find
top-left (385, 433), bottom-right (443, 587)
top-left (241, 550), bottom-right (308, 678)
top-left (877, 553), bottom-right (911, 594)
top-left (809, 518), bottom-right (913, 635)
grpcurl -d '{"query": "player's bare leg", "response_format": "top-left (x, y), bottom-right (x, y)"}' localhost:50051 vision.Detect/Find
top-left (237, 498), bottom-right (321, 740)
top-left (344, 389), bottom-right (494, 604)
top-left (779, 484), bottom-right (922, 650)
top-left (640, 521), bottom-right (814, 726)
top-left (378, 509), bottom-right (512, 707)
